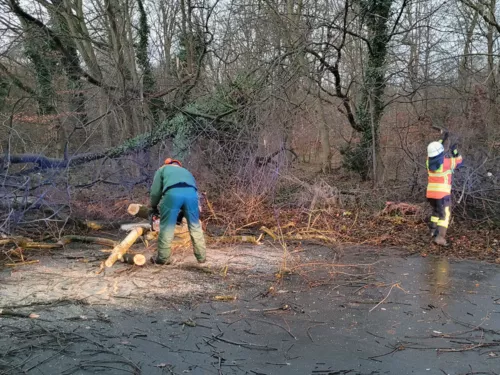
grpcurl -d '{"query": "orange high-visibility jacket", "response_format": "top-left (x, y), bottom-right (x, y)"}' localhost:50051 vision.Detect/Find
top-left (426, 156), bottom-right (463, 199)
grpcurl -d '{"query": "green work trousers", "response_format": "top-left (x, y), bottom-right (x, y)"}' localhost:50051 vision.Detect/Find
top-left (157, 187), bottom-right (206, 263)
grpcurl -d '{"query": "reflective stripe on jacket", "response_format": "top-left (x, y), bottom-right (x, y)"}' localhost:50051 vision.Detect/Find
top-left (426, 156), bottom-right (463, 199)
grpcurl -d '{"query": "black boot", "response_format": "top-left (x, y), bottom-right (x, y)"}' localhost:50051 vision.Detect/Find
top-left (428, 223), bottom-right (438, 237)
top-left (150, 257), bottom-right (171, 265)
top-left (433, 227), bottom-right (448, 246)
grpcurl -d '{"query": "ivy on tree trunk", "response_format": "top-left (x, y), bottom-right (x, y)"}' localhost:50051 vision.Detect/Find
top-left (136, 0), bottom-right (163, 125)
top-left (346, 0), bottom-right (392, 182)
top-left (51, 0), bottom-right (88, 128)
top-left (23, 24), bottom-right (57, 115)
top-left (0, 75), bottom-right (8, 112)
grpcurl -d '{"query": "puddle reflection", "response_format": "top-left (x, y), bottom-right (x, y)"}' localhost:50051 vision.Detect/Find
top-left (429, 256), bottom-right (451, 296)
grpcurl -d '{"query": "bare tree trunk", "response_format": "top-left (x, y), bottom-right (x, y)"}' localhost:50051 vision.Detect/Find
top-left (104, 0), bottom-right (136, 138)
top-left (179, 0), bottom-right (193, 77)
top-left (62, 0), bottom-right (102, 80)
top-left (318, 97), bottom-right (332, 173)
top-left (136, 0), bottom-right (163, 127)
top-left (19, 21), bottom-right (56, 116)
top-left (486, 0), bottom-right (498, 133)
top-left (61, 0), bottom-right (110, 146)
top-left (406, 1), bottom-right (421, 91)
top-left (160, 3), bottom-right (173, 77)
top-left (354, 0), bottom-right (392, 182)
top-left (459, 6), bottom-right (479, 91)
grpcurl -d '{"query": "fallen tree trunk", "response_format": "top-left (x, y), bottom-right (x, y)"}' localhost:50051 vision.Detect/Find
top-left (0, 238), bottom-right (63, 249)
top-left (0, 118), bottom-right (177, 171)
top-left (0, 237), bottom-right (32, 246)
top-left (105, 227), bottom-right (144, 268)
top-left (58, 235), bottom-right (117, 247)
top-left (22, 242), bottom-right (63, 249)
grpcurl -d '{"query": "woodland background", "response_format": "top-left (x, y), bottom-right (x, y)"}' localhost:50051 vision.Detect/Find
top-left (0, 0), bottom-right (499, 236)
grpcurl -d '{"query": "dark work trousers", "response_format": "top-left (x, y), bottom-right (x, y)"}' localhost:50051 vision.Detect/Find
top-left (428, 195), bottom-right (451, 229)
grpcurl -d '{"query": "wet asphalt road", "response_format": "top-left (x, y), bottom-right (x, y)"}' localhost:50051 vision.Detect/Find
top-left (1, 248), bottom-right (499, 375)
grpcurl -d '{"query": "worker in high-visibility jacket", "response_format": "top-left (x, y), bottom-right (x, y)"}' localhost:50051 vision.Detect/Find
top-left (426, 133), bottom-right (463, 246)
top-left (150, 158), bottom-right (207, 265)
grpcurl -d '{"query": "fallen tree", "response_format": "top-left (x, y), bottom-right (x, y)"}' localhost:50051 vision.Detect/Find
top-left (0, 109), bottom-right (240, 172)
top-left (0, 119), bottom-right (175, 170)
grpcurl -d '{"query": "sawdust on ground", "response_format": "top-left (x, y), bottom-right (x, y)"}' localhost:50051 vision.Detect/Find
top-left (0, 240), bottom-right (293, 309)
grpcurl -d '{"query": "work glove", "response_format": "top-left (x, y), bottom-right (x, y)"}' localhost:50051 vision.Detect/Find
top-left (149, 207), bottom-right (160, 231)
top-left (450, 144), bottom-right (459, 157)
top-left (439, 130), bottom-right (449, 144)
top-left (151, 207), bottom-right (160, 217)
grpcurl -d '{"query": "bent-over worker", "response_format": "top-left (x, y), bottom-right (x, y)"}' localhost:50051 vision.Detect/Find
top-left (150, 158), bottom-right (206, 264)
top-left (426, 131), bottom-right (463, 246)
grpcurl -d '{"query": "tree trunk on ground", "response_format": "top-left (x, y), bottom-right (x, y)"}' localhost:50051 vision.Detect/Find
top-left (58, 235), bottom-right (117, 247)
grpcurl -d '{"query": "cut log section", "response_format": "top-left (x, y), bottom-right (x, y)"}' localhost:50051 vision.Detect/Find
top-left (105, 227), bottom-right (144, 268)
top-left (127, 204), bottom-right (150, 219)
top-left (121, 253), bottom-right (146, 266)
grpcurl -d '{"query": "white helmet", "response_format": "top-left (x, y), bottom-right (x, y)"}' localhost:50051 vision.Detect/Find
top-left (427, 141), bottom-right (444, 158)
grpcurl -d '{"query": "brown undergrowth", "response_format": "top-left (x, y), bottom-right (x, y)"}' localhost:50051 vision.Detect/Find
top-left (2, 184), bottom-right (499, 265)
top-left (202, 195), bottom-right (500, 263)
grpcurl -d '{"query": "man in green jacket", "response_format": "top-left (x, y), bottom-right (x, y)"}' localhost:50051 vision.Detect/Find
top-left (150, 158), bottom-right (206, 265)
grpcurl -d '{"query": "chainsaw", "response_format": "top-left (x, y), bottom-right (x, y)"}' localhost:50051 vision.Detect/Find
top-left (149, 211), bottom-right (160, 232)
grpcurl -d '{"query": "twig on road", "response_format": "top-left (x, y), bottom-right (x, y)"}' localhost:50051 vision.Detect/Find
top-left (369, 283), bottom-right (406, 313)
top-left (209, 334), bottom-right (278, 351)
